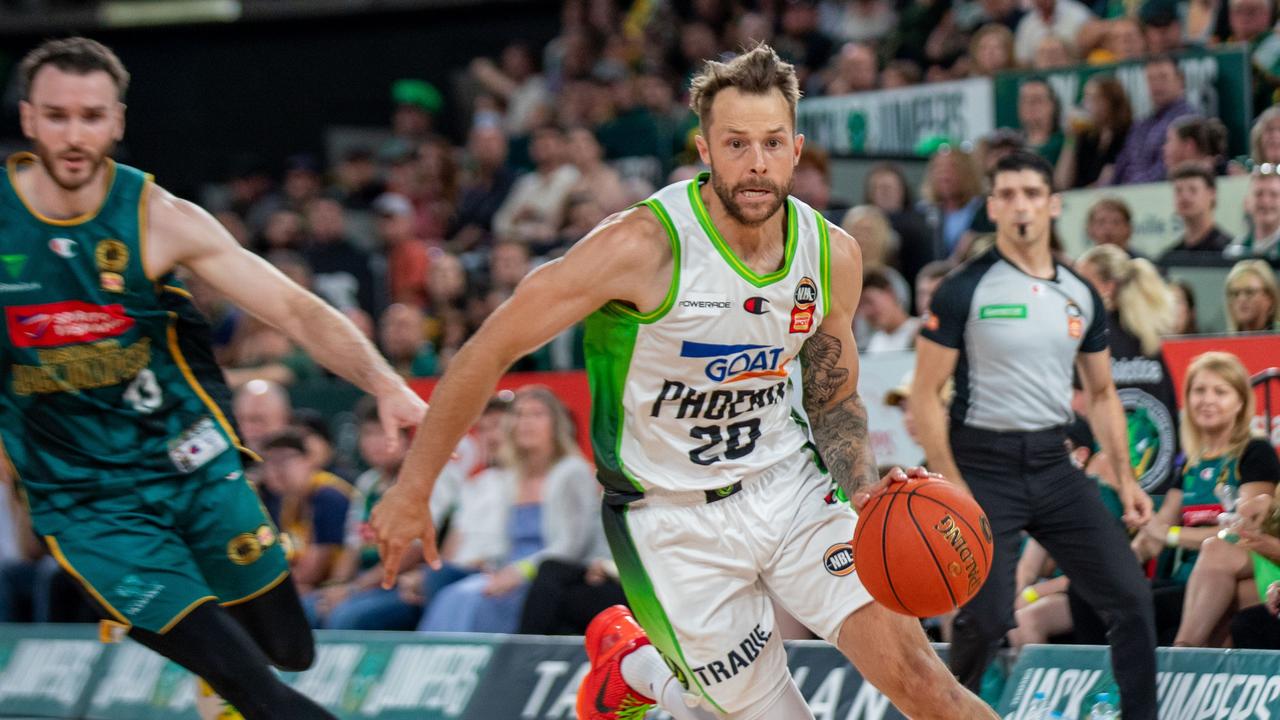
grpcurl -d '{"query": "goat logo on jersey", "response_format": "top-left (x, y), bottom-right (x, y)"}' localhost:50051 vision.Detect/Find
top-left (679, 341), bottom-right (789, 384)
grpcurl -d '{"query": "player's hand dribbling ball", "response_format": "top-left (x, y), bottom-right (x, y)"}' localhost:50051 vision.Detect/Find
top-left (852, 476), bottom-right (994, 617)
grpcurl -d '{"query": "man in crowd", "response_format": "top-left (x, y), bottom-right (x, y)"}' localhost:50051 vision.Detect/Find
top-left (1112, 56), bottom-right (1198, 185)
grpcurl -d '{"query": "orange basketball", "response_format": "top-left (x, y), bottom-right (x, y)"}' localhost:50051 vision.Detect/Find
top-left (852, 477), bottom-right (995, 617)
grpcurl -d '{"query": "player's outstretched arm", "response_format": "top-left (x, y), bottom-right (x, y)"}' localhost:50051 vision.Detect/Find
top-left (370, 207), bottom-right (671, 587)
top-left (801, 225), bottom-right (879, 505)
top-left (143, 185), bottom-right (426, 442)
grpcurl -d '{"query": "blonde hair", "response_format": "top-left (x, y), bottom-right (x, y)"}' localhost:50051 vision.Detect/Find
top-left (689, 44), bottom-right (801, 130)
top-left (841, 205), bottom-right (897, 267)
top-left (497, 385), bottom-right (580, 473)
top-left (969, 24), bottom-right (1015, 73)
top-left (1225, 260), bottom-right (1280, 332)
top-left (1250, 106), bottom-right (1280, 163)
top-left (1078, 244), bottom-right (1175, 357)
top-left (1179, 351), bottom-right (1257, 465)
top-left (921, 148), bottom-right (984, 206)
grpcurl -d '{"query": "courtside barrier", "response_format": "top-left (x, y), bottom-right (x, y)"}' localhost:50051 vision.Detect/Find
top-left (1, 624), bottom-right (1276, 719)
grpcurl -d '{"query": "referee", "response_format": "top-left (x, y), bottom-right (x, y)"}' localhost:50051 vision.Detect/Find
top-left (911, 151), bottom-right (1157, 718)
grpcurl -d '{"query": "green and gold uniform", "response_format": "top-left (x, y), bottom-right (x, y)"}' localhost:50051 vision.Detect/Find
top-left (0, 153), bottom-right (287, 633)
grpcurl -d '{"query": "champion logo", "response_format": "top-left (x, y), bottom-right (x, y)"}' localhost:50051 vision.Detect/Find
top-left (49, 238), bottom-right (77, 259)
top-left (743, 296), bottom-right (770, 315)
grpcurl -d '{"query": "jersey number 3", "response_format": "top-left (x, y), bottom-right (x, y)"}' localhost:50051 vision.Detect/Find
top-left (688, 419), bottom-right (761, 466)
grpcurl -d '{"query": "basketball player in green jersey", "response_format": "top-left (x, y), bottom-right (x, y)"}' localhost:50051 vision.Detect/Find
top-left (1, 38), bottom-right (424, 719)
top-left (372, 46), bottom-right (996, 719)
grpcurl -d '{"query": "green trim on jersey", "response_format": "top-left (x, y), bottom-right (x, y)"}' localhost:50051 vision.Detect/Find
top-left (687, 173), bottom-right (797, 287)
top-left (603, 504), bottom-right (725, 714)
top-left (600, 200), bottom-right (681, 323)
top-left (584, 313), bottom-right (647, 494)
top-left (585, 200), bottom-right (682, 495)
top-left (816, 213), bottom-right (832, 313)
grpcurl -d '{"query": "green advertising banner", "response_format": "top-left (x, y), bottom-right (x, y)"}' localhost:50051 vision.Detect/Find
top-left (999, 644), bottom-right (1280, 719)
top-left (5, 624), bottom-right (1279, 719)
top-left (0, 625), bottom-right (107, 719)
top-left (994, 45), bottom-right (1254, 157)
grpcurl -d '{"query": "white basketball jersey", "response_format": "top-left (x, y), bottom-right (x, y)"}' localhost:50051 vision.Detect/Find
top-left (584, 173), bottom-right (832, 497)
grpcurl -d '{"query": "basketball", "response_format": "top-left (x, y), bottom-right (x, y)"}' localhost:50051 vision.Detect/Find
top-left (853, 477), bottom-right (995, 617)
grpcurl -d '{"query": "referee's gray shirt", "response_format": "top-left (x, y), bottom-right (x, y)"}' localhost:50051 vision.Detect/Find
top-left (919, 247), bottom-right (1108, 432)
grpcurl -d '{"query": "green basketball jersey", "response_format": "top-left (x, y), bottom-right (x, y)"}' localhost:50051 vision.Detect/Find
top-left (0, 153), bottom-right (249, 531)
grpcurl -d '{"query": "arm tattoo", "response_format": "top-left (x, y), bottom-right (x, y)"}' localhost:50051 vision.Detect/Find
top-left (801, 331), bottom-right (878, 500)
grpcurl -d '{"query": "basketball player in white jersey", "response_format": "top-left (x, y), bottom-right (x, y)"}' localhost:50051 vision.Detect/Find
top-left (371, 45), bottom-right (997, 720)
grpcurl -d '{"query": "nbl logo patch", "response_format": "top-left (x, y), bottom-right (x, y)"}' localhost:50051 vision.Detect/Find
top-left (790, 277), bottom-right (817, 334)
top-left (823, 542), bottom-right (855, 576)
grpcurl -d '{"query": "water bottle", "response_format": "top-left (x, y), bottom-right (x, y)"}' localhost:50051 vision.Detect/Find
top-left (1089, 692), bottom-right (1118, 719)
top-left (1026, 691), bottom-right (1049, 720)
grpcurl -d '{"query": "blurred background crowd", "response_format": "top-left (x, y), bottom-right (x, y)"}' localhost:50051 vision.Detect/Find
top-left (1, 0), bottom-right (1280, 660)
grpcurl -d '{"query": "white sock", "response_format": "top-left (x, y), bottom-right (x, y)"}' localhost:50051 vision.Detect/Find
top-left (620, 644), bottom-right (671, 700)
top-left (620, 645), bottom-right (719, 720)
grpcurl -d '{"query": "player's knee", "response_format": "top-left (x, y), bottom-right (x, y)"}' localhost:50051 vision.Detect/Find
top-left (261, 632), bottom-right (315, 672)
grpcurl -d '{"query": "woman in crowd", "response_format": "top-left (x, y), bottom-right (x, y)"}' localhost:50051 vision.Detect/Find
top-left (1224, 260), bottom-right (1280, 333)
top-left (1168, 354), bottom-right (1280, 645)
top-left (865, 162), bottom-right (936, 285)
top-left (1129, 353), bottom-right (1278, 642)
top-left (1018, 78), bottom-right (1065, 165)
top-left (968, 24), bottom-right (1016, 76)
top-left (1056, 75), bottom-right (1132, 189)
top-left (917, 147), bottom-right (984, 258)
top-left (1077, 245), bottom-right (1181, 494)
top-left (1242, 106), bottom-right (1280, 172)
top-left (418, 386), bottom-right (599, 633)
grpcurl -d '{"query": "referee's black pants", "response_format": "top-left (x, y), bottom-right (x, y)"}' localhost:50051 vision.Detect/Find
top-left (947, 424), bottom-right (1157, 720)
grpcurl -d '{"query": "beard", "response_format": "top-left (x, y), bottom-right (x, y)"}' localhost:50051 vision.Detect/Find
top-left (709, 170), bottom-right (792, 228)
top-left (32, 137), bottom-right (113, 192)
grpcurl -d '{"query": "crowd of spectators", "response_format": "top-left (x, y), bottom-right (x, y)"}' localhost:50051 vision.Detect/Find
top-left (4, 0), bottom-right (1280, 657)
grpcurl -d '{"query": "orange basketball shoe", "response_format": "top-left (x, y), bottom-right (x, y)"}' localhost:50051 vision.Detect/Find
top-left (577, 605), bottom-right (656, 720)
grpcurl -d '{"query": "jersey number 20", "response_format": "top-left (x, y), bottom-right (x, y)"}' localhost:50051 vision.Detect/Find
top-left (688, 419), bottom-right (761, 466)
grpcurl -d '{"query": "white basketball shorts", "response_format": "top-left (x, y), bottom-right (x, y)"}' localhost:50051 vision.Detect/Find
top-left (601, 450), bottom-right (874, 714)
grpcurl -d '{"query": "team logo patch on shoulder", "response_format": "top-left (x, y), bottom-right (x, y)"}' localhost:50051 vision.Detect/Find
top-left (922, 311), bottom-right (940, 331)
top-left (823, 542), bottom-right (856, 576)
top-left (1065, 301), bottom-right (1084, 339)
top-left (794, 277), bottom-right (818, 308)
top-left (743, 296), bottom-right (770, 315)
top-left (790, 276), bottom-right (818, 333)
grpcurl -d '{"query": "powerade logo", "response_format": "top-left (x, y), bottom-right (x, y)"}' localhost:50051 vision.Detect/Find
top-left (680, 341), bottom-right (788, 384)
top-left (6, 301), bottom-right (134, 348)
